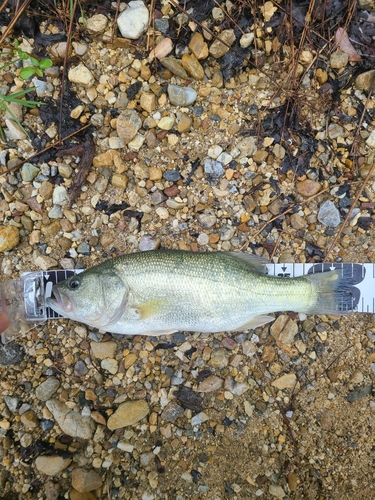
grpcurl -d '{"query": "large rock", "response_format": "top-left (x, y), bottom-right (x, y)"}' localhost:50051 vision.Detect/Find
top-left (35, 455), bottom-right (71, 476)
top-left (116, 109), bottom-right (142, 145)
top-left (46, 399), bottom-right (95, 439)
top-left (117, 1), bottom-right (149, 39)
top-left (107, 400), bottom-right (149, 430)
top-left (0, 226), bottom-right (19, 252)
top-left (71, 468), bottom-right (103, 492)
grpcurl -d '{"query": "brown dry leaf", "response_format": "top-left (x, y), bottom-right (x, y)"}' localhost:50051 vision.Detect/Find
top-left (335, 27), bottom-right (361, 62)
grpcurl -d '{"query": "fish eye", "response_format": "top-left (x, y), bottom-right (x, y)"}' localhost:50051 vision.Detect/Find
top-left (68, 278), bottom-right (81, 290)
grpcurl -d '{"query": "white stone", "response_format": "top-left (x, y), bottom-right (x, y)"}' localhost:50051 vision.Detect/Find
top-left (86, 14), bottom-right (108, 33)
top-left (108, 137), bottom-right (124, 149)
top-left (158, 116), bottom-right (175, 130)
top-left (240, 32), bottom-right (254, 48)
top-left (208, 145), bottom-right (223, 158)
top-left (366, 130), bottom-right (375, 147)
top-left (68, 64), bottom-right (94, 86)
top-left (217, 152), bottom-right (233, 165)
top-left (117, 1), bottom-right (149, 39)
top-left (53, 186), bottom-right (69, 206)
top-left (128, 133), bottom-right (145, 151)
top-left (5, 119), bottom-right (26, 140)
top-left (156, 207), bottom-right (169, 219)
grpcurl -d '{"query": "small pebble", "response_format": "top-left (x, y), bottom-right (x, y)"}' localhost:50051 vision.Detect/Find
top-left (168, 85), bottom-right (197, 106)
top-left (318, 200), bottom-right (341, 227)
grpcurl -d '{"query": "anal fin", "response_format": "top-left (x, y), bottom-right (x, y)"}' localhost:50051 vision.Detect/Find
top-left (143, 329), bottom-right (177, 337)
top-left (235, 315), bottom-right (275, 331)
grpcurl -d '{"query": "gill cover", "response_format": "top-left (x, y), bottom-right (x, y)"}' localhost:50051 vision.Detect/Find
top-left (97, 268), bottom-right (129, 325)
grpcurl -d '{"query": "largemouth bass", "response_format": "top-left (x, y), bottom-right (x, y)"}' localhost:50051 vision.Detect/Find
top-left (46, 250), bottom-right (350, 336)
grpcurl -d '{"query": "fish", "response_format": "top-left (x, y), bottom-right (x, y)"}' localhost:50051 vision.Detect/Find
top-left (46, 250), bottom-right (351, 336)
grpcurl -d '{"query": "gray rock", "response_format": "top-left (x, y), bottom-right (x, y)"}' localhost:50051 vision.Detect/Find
top-left (52, 186), bottom-right (69, 206)
top-left (21, 163), bottom-right (40, 182)
top-left (139, 235), bottom-right (160, 251)
top-left (168, 85), bottom-right (197, 106)
top-left (346, 384), bottom-right (372, 403)
top-left (48, 206), bottom-right (63, 219)
top-left (163, 170), bottom-right (181, 181)
top-left (36, 377), bottom-right (60, 401)
top-left (220, 224), bottom-right (235, 241)
top-left (198, 213), bottom-right (217, 229)
top-left (154, 18), bottom-right (169, 34)
top-left (0, 342), bottom-right (25, 366)
top-left (161, 401), bottom-right (184, 421)
top-left (74, 359), bottom-right (88, 376)
top-left (150, 191), bottom-right (167, 205)
top-left (204, 158), bottom-right (224, 178)
top-left (4, 396), bottom-right (20, 412)
top-left (117, 1), bottom-right (149, 39)
top-left (32, 79), bottom-right (48, 97)
top-left (197, 233), bottom-right (209, 246)
top-left (140, 451), bottom-right (154, 466)
top-left (318, 200), bottom-right (341, 227)
top-left (77, 242), bottom-right (91, 255)
top-left (46, 398), bottom-right (95, 439)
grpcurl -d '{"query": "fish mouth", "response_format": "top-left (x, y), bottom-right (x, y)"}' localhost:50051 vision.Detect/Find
top-left (46, 287), bottom-right (73, 316)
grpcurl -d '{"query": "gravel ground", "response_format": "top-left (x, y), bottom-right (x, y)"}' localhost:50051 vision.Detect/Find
top-left (0, 2), bottom-right (375, 499)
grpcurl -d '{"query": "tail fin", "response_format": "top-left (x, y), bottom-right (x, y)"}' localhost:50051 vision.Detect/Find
top-left (306, 269), bottom-right (356, 315)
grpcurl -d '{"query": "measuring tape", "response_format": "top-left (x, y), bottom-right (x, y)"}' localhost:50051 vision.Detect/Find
top-left (1, 262), bottom-right (374, 344)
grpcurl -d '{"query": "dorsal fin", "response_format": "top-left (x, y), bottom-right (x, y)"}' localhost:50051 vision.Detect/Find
top-left (225, 252), bottom-right (269, 274)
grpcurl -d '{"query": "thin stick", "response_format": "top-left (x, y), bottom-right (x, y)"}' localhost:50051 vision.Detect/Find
top-left (0, 0), bottom-right (32, 45)
top-left (324, 161), bottom-right (375, 261)
top-left (6, 123), bottom-right (91, 172)
top-left (350, 88), bottom-right (373, 157)
top-left (58, 0), bottom-right (78, 140)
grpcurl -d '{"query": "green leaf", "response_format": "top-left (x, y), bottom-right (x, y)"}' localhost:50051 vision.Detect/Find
top-left (29, 57), bottom-right (39, 66)
top-left (19, 67), bottom-right (36, 80)
top-left (39, 59), bottom-right (53, 69)
top-left (35, 68), bottom-right (43, 77)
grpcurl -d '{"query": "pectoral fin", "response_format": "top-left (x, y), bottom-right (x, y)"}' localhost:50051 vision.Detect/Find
top-left (235, 315), bottom-right (275, 331)
top-left (131, 298), bottom-right (171, 320)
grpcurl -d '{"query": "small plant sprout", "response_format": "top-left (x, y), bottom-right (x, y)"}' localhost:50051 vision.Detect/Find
top-left (0, 40), bottom-right (53, 81)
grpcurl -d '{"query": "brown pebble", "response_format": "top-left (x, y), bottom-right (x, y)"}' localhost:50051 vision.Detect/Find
top-left (209, 234), bottom-right (220, 243)
top-left (262, 345), bottom-right (276, 362)
top-left (296, 179), bottom-right (321, 197)
top-left (290, 213), bottom-right (307, 229)
top-left (164, 185), bottom-right (180, 197)
top-left (252, 150), bottom-right (268, 163)
top-left (237, 223), bottom-right (250, 232)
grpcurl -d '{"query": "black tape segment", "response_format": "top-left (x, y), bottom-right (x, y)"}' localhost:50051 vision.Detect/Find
top-left (307, 263), bottom-right (364, 312)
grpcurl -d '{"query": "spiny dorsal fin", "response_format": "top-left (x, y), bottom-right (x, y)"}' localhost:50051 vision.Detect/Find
top-left (225, 252), bottom-right (269, 274)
